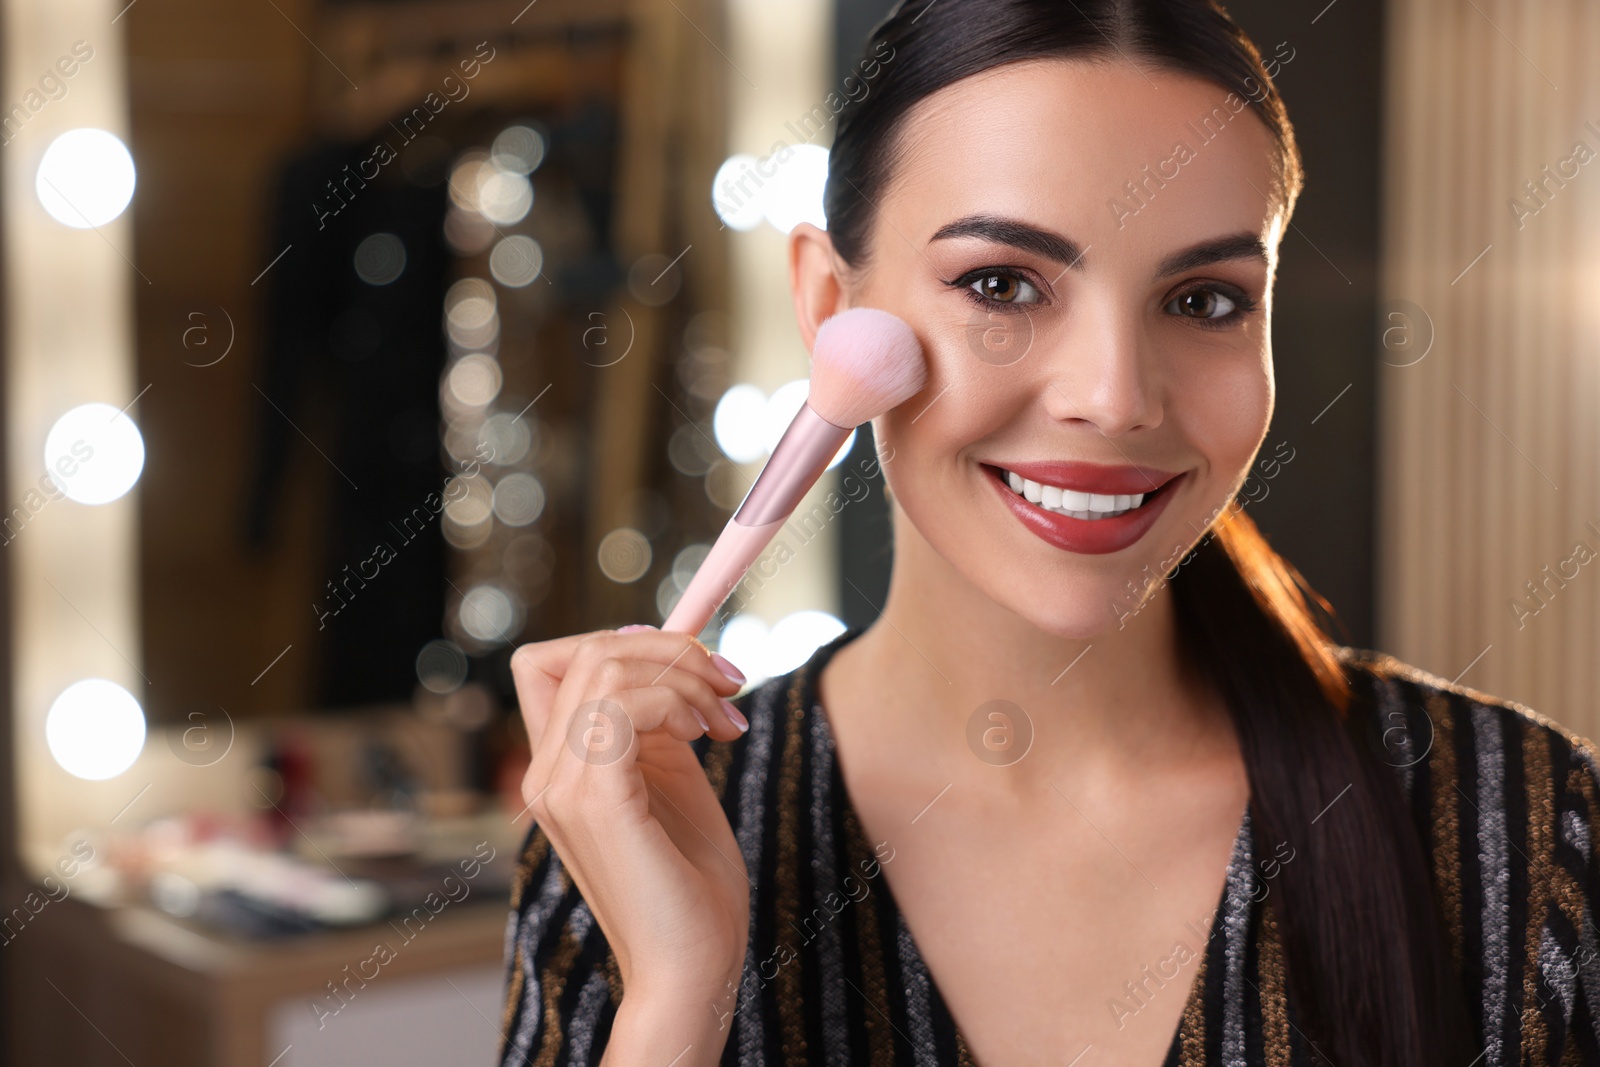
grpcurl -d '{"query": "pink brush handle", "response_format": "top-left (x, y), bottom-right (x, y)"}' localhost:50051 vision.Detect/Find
top-left (662, 402), bottom-right (850, 635)
top-left (660, 513), bottom-right (790, 636)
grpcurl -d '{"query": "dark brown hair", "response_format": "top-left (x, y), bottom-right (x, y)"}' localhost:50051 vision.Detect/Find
top-left (825, 2), bottom-right (1476, 1062)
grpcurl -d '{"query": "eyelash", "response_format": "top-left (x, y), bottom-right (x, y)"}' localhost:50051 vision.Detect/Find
top-left (945, 267), bottom-right (1261, 330)
top-left (1169, 283), bottom-right (1261, 331)
top-left (946, 267), bottom-right (1048, 313)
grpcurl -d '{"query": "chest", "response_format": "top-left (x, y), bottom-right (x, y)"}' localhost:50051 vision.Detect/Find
top-left (846, 778), bottom-right (1247, 1066)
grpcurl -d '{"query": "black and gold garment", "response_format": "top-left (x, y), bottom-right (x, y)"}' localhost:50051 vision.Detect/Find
top-left (497, 626), bottom-right (1600, 1065)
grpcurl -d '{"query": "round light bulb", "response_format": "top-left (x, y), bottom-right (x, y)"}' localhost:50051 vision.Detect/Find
top-left (44, 402), bottom-right (145, 505)
top-left (46, 679), bottom-right (146, 781)
top-left (36, 128), bottom-right (136, 228)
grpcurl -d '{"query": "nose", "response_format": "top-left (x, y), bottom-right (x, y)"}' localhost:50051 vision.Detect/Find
top-left (1038, 304), bottom-right (1162, 437)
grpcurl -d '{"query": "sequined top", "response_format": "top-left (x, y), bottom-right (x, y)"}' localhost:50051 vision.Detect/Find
top-left (497, 626), bottom-right (1600, 1065)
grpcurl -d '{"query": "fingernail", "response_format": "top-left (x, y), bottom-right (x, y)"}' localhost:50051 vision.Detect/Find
top-left (710, 652), bottom-right (746, 684)
top-left (721, 698), bottom-right (749, 733)
top-left (616, 624), bottom-right (656, 634)
top-left (692, 707), bottom-right (711, 733)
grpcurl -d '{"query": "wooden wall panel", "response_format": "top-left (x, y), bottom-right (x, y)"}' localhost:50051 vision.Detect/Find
top-left (1378, 0), bottom-right (1600, 736)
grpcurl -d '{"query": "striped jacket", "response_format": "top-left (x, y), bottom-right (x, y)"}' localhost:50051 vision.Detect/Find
top-left (498, 626), bottom-right (1600, 1065)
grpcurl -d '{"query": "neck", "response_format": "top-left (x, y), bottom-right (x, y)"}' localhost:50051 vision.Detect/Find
top-left (826, 506), bottom-right (1234, 785)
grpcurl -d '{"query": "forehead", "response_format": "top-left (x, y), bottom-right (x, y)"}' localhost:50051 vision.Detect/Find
top-left (885, 57), bottom-right (1283, 258)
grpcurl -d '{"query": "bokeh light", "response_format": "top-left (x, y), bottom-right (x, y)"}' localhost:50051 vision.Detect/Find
top-left (36, 128), bottom-right (136, 228)
top-left (442, 513), bottom-right (493, 550)
top-left (444, 205), bottom-right (495, 255)
top-left (44, 402), bottom-right (145, 505)
top-left (353, 233), bottom-right (406, 285)
top-left (597, 527), bottom-right (652, 583)
top-left (672, 543), bottom-right (712, 590)
top-left (444, 278), bottom-right (498, 349)
top-left (415, 639), bottom-right (469, 694)
top-left (763, 380), bottom-right (810, 453)
top-left (491, 125), bottom-right (547, 175)
top-left (703, 459), bottom-right (749, 511)
top-left (46, 678), bottom-right (146, 780)
top-left (442, 474), bottom-right (493, 527)
top-left (668, 422), bottom-right (718, 476)
top-left (446, 353), bottom-right (502, 408)
top-left (712, 384), bottom-right (767, 463)
top-left (491, 472), bottom-right (545, 526)
top-left (710, 153), bottom-right (766, 231)
top-left (489, 235), bottom-right (543, 287)
top-left (457, 585), bottom-right (520, 644)
top-left (710, 382), bottom-right (855, 471)
top-left (478, 169), bottom-right (532, 226)
top-left (478, 412), bottom-right (533, 465)
top-left (762, 144), bottom-right (829, 234)
top-left (448, 151), bottom-right (491, 211)
top-left (717, 610), bottom-right (845, 686)
top-left (716, 614), bottom-right (771, 684)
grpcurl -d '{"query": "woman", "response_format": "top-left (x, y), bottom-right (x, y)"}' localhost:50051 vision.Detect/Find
top-left (499, 1), bottom-right (1600, 1064)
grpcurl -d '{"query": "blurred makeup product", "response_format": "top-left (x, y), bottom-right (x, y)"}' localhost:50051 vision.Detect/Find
top-left (662, 307), bottom-right (926, 636)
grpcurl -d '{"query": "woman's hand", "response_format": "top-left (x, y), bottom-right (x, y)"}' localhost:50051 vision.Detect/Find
top-left (510, 626), bottom-right (752, 1019)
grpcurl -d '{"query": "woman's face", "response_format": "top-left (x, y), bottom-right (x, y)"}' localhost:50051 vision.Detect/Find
top-left (838, 57), bottom-right (1283, 638)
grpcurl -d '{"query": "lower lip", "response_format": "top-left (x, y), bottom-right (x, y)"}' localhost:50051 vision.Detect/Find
top-left (983, 465), bottom-right (1185, 555)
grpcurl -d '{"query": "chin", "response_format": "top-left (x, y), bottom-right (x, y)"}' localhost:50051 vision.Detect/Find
top-left (1004, 591), bottom-right (1132, 643)
top-left (996, 575), bottom-right (1156, 641)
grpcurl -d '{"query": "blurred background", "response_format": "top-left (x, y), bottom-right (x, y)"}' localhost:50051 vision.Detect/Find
top-left (0, 0), bottom-right (1597, 1062)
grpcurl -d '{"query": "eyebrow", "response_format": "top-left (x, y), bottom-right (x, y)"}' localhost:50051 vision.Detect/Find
top-left (929, 215), bottom-right (1085, 269)
top-left (1154, 232), bottom-right (1270, 278)
top-left (927, 214), bottom-right (1269, 278)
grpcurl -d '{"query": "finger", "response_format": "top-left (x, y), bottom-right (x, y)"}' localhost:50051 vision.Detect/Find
top-left (590, 660), bottom-right (744, 741)
top-left (561, 630), bottom-right (744, 720)
top-left (509, 631), bottom-right (611, 751)
top-left (520, 628), bottom-right (745, 766)
top-left (534, 687), bottom-right (702, 827)
top-left (598, 685), bottom-right (710, 750)
top-left (523, 659), bottom-right (711, 808)
top-left (543, 658), bottom-right (738, 768)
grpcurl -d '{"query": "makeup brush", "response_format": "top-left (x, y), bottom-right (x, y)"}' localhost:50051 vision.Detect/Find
top-left (661, 307), bottom-right (926, 637)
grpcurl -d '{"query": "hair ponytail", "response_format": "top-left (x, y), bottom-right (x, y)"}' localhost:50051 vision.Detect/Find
top-left (1169, 506), bottom-right (1477, 1064)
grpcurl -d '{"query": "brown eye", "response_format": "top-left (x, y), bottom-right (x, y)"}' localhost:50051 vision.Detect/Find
top-left (1168, 288), bottom-right (1238, 320)
top-left (969, 272), bottom-right (1040, 304)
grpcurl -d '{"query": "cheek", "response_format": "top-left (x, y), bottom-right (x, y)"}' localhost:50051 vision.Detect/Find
top-left (856, 261), bottom-right (1037, 444)
top-left (1172, 350), bottom-right (1273, 492)
top-left (875, 344), bottom-right (1015, 499)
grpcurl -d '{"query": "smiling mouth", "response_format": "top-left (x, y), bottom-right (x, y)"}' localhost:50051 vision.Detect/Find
top-left (982, 464), bottom-right (1180, 521)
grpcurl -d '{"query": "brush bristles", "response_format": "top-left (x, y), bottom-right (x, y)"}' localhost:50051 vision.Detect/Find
top-left (806, 308), bottom-right (928, 428)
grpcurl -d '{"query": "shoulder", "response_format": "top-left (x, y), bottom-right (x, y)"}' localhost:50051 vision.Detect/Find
top-left (1334, 647), bottom-right (1600, 1054)
top-left (1334, 644), bottom-right (1600, 799)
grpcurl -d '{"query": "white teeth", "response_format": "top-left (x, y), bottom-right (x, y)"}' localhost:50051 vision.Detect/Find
top-left (998, 468), bottom-right (1149, 519)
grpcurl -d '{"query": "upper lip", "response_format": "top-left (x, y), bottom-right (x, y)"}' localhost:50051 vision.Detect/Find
top-left (985, 461), bottom-right (1182, 496)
